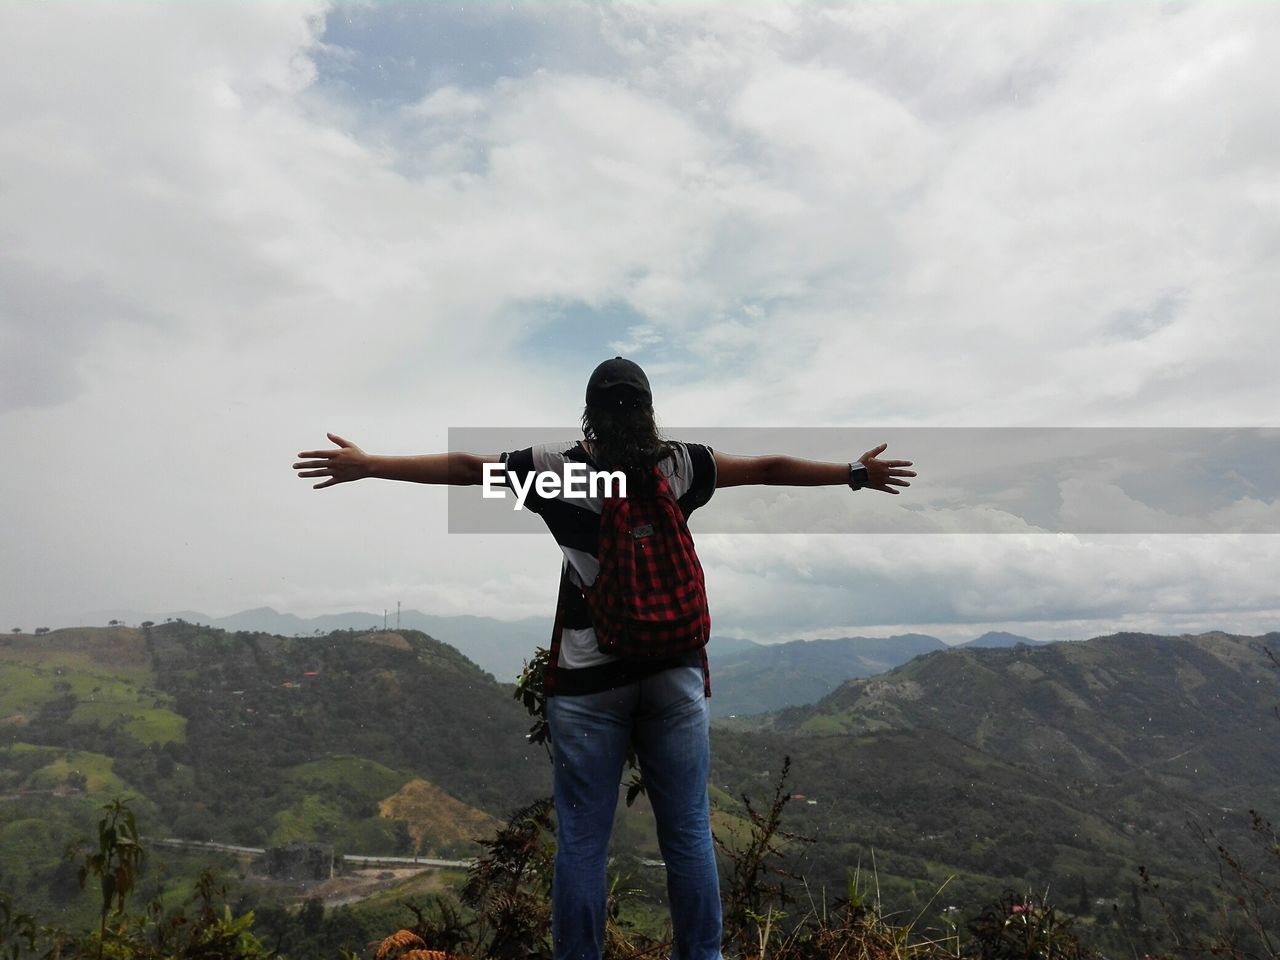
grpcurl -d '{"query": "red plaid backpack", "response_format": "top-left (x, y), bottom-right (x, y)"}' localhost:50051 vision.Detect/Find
top-left (581, 465), bottom-right (711, 658)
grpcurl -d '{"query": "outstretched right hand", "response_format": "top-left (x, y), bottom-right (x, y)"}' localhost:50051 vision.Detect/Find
top-left (858, 443), bottom-right (915, 495)
top-left (293, 433), bottom-right (372, 489)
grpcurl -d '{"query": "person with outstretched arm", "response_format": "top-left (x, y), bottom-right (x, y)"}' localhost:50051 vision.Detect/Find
top-left (293, 357), bottom-right (915, 960)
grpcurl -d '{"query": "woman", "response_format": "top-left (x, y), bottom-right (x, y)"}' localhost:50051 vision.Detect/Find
top-left (293, 356), bottom-right (914, 960)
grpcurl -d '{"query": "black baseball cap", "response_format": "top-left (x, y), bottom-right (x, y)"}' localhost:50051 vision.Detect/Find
top-left (585, 357), bottom-right (652, 406)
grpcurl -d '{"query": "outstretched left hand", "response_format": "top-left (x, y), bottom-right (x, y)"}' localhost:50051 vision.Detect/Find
top-left (858, 443), bottom-right (916, 495)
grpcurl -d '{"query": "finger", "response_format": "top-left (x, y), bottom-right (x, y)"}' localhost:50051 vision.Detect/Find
top-left (296, 450), bottom-right (335, 460)
top-left (327, 433), bottom-right (352, 448)
top-left (293, 459), bottom-right (333, 469)
top-left (888, 469), bottom-right (917, 477)
top-left (314, 477), bottom-right (339, 489)
top-left (860, 442), bottom-right (890, 463)
top-left (296, 469), bottom-right (332, 478)
top-left (883, 460), bottom-right (913, 467)
top-left (869, 485), bottom-right (900, 494)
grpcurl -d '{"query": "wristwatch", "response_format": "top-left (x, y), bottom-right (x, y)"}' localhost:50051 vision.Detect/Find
top-left (848, 462), bottom-right (869, 491)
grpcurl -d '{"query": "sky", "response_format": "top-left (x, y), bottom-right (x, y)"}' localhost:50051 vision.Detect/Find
top-left (2, 1), bottom-right (1278, 645)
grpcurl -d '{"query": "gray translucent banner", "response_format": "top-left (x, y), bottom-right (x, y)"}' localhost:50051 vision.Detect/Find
top-left (446, 427), bottom-right (1280, 534)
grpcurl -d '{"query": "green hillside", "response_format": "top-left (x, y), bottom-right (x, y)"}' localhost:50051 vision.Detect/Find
top-left (774, 631), bottom-right (1280, 798)
top-left (3, 622), bottom-right (1277, 958)
top-left (0, 627), bottom-right (183, 745)
top-left (707, 631), bottom-right (1280, 934)
top-left (140, 620), bottom-right (551, 845)
top-left (0, 621), bottom-right (551, 927)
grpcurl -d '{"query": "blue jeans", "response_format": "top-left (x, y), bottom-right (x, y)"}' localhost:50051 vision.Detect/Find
top-left (545, 666), bottom-right (723, 960)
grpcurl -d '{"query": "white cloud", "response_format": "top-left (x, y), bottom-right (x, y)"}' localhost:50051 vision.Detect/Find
top-left (695, 532), bottom-right (1280, 641)
top-left (730, 62), bottom-right (940, 196)
top-left (2, 1), bottom-right (1278, 639)
top-left (404, 85), bottom-right (487, 119)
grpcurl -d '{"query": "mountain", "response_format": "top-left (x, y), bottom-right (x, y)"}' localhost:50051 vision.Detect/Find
top-left (0, 622), bottom-right (551, 904)
top-left (124, 607), bottom-right (555, 684)
top-left (959, 630), bottom-right (1046, 648)
top-left (105, 608), bottom-right (764, 687)
top-left (205, 610), bottom-right (767, 685)
top-left (706, 633), bottom-right (947, 718)
top-left (712, 631), bottom-right (1280, 919)
top-left (7, 620), bottom-right (1279, 951)
top-left (708, 636), bottom-right (761, 658)
top-left (0, 620), bottom-right (567, 934)
top-left (771, 631), bottom-right (1279, 787)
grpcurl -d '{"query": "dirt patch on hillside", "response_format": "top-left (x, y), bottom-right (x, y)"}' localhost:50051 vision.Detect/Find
top-left (380, 779), bottom-right (499, 854)
top-left (360, 631), bottom-right (412, 651)
top-left (246, 867), bottom-right (445, 909)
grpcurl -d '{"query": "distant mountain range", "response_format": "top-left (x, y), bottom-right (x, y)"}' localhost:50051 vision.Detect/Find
top-left (76, 608), bottom-right (1042, 708)
top-left (712, 628), bottom-right (1280, 925)
top-left (93, 606), bottom-right (555, 684)
top-left (958, 630), bottom-right (1046, 648)
top-left (707, 630), bottom-right (1044, 717)
top-left (709, 634), bottom-right (946, 718)
top-left (767, 630), bottom-right (1279, 782)
top-left (3, 620), bottom-right (1277, 944)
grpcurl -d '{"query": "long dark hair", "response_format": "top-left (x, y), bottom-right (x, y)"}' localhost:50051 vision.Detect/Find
top-left (581, 394), bottom-right (678, 495)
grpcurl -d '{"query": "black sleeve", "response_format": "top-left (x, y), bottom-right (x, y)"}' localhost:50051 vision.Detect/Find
top-left (678, 442), bottom-right (717, 515)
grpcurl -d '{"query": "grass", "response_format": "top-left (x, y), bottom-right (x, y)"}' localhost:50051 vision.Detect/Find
top-left (269, 794), bottom-right (348, 846)
top-left (0, 628), bottom-right (151, 680)
top-left (22, 749), bottom-right (134, 794)
top-left (2, 742), bottom-right (60, 758)
top-left (711, 807), bottom-right (759, 853)
top-left (0, 661), bottom-right (185, 745)
top-left (709, 783), bottom-right (742, 811)
top-left (70, 701), bottom-right (187, 744)
top-left (799, 713), bottom-right (855, 736)
top-left (0, 662), bottom-right (63, 716)
top-left (283, 755), bottom-right (411, 800)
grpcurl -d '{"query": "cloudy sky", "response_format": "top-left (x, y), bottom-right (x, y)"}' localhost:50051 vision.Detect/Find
top-left (3, 1), bottom-right (1278, 645)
